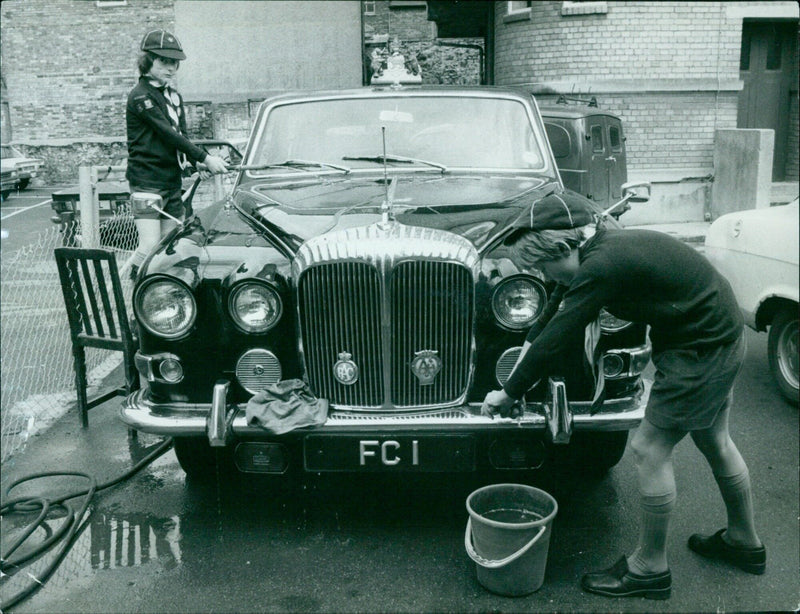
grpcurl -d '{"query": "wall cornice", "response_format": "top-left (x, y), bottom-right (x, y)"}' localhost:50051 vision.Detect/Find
top-left (527, 78), bottom-right (743, 94)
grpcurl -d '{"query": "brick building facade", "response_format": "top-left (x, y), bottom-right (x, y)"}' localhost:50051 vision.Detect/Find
top-left (1, 0), bottom-right (797, 218)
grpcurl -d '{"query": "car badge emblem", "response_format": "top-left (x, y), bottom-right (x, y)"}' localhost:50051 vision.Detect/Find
top-left (333, 351), bottom-right (359, 386)
top-left (411, 350), bottom-right (441, 386)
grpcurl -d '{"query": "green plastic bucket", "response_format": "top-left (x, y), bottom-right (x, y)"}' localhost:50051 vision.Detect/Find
top-left (465, 483), bottom-right (558, 596)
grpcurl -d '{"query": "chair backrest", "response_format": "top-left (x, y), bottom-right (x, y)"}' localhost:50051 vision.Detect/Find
top-left (54, 247), bottom-right (134, 351)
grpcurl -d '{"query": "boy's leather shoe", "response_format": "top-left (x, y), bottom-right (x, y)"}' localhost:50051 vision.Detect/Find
top-left (581, 556), bottom-right (671, 600)
top-left (688, 529), bottom-right (766, 574)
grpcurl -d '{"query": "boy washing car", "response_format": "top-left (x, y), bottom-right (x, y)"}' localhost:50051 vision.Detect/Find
top-left (482, 193), bottom-right (765, 599)
top-left (125, 29), bottom-right (228, 274)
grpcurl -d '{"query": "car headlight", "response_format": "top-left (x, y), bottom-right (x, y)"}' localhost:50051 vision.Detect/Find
top-left (135, 278), bottom-right (196, 338)
top-left (599, 308), bottom-right (632, 333)
top-left (491, 276), bottom-right (547, 330)
top-left (228, 282), bottom-right (282, 333)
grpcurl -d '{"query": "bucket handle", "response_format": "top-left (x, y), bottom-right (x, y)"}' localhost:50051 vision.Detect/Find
top-left (464, 518), bottom-right (547, 569)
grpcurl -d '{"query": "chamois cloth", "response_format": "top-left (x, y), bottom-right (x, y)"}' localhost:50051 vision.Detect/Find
top-left (246, 379), bottom-right (329, 435)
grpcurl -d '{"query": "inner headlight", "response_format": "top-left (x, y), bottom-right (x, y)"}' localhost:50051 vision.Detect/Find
top-left (228, 282), bottom-right (282, 333)
top-left (135, 278), bottom-right (196, 338)
top-left (491, 276), bottom-right (547, 330)
top-left (599, 308), bottom-right (632, 333)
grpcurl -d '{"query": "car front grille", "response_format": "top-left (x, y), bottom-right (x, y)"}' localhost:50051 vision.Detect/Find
top-left (295, 222), bottom-right (478, 409)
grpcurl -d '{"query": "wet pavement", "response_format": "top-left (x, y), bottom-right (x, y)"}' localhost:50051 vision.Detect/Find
top-left (1, 327), bottom-right (798, 613)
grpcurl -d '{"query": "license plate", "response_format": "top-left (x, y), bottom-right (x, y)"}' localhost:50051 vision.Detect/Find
top-left (304, 434), bottom-right (475, 472)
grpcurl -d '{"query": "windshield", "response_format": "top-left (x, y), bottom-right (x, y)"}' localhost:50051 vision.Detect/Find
top-left (249, 95), bottom-right (548, 173)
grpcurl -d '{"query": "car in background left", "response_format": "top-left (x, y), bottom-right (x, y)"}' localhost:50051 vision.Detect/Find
top-left (1, 167), bottom-right (20, 201)
top-left (704, 198), bottom-right (799, 405)
top-left (1, 144), bottom-right (43, 190)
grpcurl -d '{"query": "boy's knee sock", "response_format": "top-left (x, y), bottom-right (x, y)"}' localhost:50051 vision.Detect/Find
top-left (629, 491), bottom-right (675, 573)
top-left (715, 468), bottom-right (758, 543)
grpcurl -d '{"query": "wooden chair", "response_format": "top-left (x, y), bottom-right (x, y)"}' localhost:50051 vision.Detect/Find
top-left (55, 247), bottom-right (139, 427)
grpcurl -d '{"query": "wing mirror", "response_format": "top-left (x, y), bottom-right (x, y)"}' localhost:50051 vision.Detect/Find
top-left (601, 181), bottom-right (651, 220)
top-left (622, 181), bottom-right (651, 203)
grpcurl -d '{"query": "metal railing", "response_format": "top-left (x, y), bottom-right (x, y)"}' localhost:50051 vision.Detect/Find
top-left (1, 168), bottom-right (225, 466)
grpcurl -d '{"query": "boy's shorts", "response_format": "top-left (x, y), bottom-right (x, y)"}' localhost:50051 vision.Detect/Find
top-left (646, 331), bottom-right (746, 431)
top-left (129, 185), bottom-right (184, 220)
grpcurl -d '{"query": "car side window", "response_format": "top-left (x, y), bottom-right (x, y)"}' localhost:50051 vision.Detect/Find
top-left (544, 123), bottom-right (571, 159)
top-left (608, 125), bottom-right (622, 153)
top-left (590, 124), bottom-right (604, 153)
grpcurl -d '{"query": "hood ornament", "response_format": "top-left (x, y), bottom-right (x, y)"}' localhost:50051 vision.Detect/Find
top-left (411, 350), bottom-right (442, 386)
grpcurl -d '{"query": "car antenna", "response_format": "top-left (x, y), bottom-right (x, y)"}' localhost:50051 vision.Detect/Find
top-left (380, 126), bottom-right (396, 225)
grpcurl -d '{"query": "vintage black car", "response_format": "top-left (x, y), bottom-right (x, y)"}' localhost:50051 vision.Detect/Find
top-left (539, 99), bottom-right (628, 210)
top-left (120, 85), bottom-right (652, 479)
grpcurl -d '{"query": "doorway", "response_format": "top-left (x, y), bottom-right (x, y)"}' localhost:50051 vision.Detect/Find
top-left (737, 20), bottom-right (798, 181)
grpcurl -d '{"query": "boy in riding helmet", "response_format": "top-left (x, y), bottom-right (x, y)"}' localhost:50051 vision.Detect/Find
top-left (482, 192), bottom-right (765, 599)
top-left (125, 29), bottom-right (228, 274)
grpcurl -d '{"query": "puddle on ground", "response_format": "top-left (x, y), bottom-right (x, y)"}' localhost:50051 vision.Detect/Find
top-left (0, 509), bottom-right (183, 602)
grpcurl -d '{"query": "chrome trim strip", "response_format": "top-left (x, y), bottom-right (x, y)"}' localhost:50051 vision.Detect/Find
top-left (207, 380), bottom-right (231, 447)
top-left (545, 377), bottom-right (573, 444)
top-left (120, 380), bottom-right (649, 441)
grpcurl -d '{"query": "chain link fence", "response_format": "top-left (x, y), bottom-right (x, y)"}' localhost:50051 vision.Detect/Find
top-left (1, 177), bottom-right (226, 466)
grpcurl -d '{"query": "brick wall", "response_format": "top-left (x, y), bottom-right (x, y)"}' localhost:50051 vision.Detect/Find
top-left (363, 1), bottom-right (435, 42)
top-left (495, 2), bottom-right (741, 84)
top-left (1, 0), bottom-right (174, 142)
top-left (494, 1), bottom-right (743, 176)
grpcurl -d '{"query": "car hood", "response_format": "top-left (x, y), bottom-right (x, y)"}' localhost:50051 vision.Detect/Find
top-left (230, 173), bottom-right (558, 252)
top-left (1, 157), bottom-right (42, 170)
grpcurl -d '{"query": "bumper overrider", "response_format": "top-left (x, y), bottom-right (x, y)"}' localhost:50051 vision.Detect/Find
top-left (120, 375), bottom-right (650, 447)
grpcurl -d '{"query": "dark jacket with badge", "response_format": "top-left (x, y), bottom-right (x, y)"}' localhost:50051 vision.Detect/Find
top-left (126, 77), bottom-right (207, 189)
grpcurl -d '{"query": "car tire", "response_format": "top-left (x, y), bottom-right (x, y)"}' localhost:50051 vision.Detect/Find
top-left (1, 190), bottom-right (9, 201)
top-left (768, 307), bottom-right (799, 406)
top-left (173, 437), bottom-right (234, 479)
top-left (18, 178), bottom-right (30, 190)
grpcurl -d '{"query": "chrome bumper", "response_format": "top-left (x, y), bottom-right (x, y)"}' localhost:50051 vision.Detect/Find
top-left (121, 377), bottom-right (649, 447)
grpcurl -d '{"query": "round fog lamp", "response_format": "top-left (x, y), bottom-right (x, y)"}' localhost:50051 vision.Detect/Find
top-left (159, 357), bottom-right (184, 383)
top-left (602, 353), bottom-right (625, 378)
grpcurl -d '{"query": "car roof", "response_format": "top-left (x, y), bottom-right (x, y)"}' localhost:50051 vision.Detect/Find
top-left (255, 84), bottom-right (537, 106)
top-left (538, 105), bottom-right (622, 120)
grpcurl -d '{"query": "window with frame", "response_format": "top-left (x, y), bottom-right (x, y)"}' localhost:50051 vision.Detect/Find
top-left (363, 1), bottom-right (376, 15)
top-left (591, 125), bottom-right (604, 153)
top-left (608, 125), bottom-right (622, 152)
top-left (508, 1), bottom-right (532, 14)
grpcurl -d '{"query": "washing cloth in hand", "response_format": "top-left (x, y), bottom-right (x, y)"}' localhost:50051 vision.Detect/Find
top-left (245, 379), bottom-right (329, 435)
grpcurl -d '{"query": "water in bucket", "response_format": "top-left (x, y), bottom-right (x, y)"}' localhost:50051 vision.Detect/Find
top-left (465, 483), bottom-right (558, 596)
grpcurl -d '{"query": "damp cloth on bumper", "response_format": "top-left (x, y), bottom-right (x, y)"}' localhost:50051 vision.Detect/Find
top-left (245, 379), bottom-right (329, 435)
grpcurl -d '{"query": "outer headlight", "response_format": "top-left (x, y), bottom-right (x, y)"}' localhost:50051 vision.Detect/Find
top-left (228, 282), bottom-right (282, 333)
top-left (135, 278), bottom-right (196, 338)
top-left (599, 308), bottom-right (632, 333)
top-left (491, 276), bottom-right (547, 330)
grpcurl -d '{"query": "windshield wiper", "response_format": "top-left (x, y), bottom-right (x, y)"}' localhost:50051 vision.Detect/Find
top-left (236, 159), bottom-right (351, 173)
top-left (342, 154), bottom-right (448, 173)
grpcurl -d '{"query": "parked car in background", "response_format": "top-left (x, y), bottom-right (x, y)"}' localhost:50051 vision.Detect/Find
top-left (540, 98), bottom-right (628, 213)
top-left (120, 81), bottom-right (653, 482)
top-left (705, 198), bottom-right (799, 405)
top-left (1, 167), bottom-right (20, 201)
top-left (1, 144), bottom-right (43, 190)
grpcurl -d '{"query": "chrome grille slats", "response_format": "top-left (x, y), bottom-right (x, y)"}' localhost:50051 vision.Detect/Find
top-left (299, 262), bottom-right (383, 406)
top-left (390, 261), bottom-right (473, 407)
top-left (295, 222), bottom-right (479, 410)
